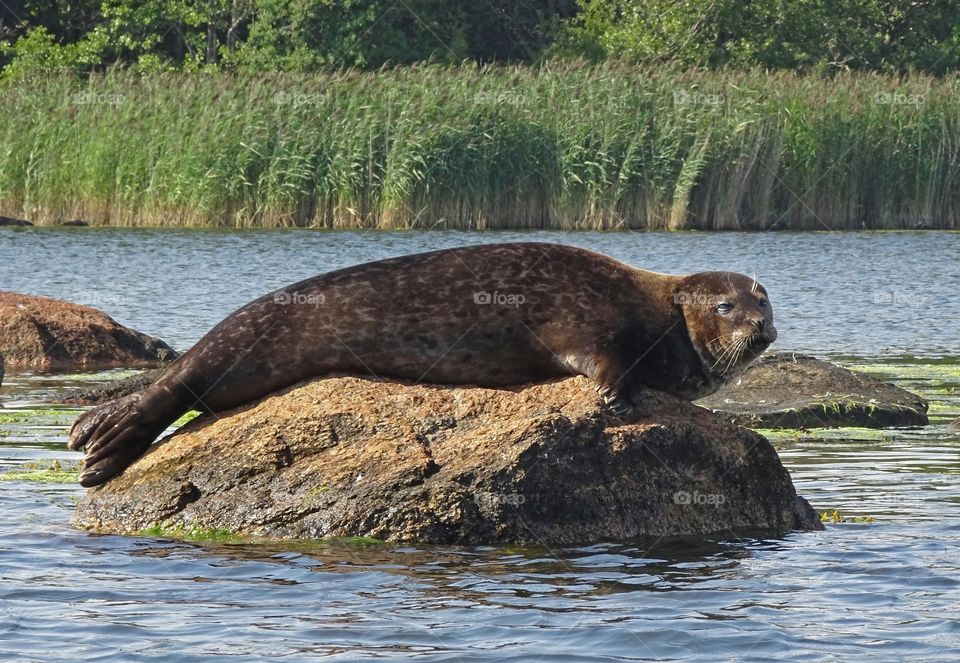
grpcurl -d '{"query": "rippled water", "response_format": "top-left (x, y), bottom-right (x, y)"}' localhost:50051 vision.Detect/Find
top-left (2, 228), bottom-right (957, 354)
top-left (1, 229), bottom-right (958, 661)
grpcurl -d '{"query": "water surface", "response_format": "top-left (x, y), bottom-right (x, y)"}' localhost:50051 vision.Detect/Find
top-left (1, 229), bottom-right (958, 661)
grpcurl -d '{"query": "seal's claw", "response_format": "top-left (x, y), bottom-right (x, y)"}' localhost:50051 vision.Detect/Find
top-left (81, 432), bottom-right (154, 487)
top-left (598, 387), bottom-right (636, 419)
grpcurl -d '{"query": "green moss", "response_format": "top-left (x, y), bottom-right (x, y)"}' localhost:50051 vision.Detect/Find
top-left (753, 428), bottom-right (803, 438)
top-left (853, 363), bottom-right (960, 380)
top-left (820, 510), bottom-right (876, 524)
top-left (56, 369), bottom-right (144, 381)
top-left (0, 460), bottom-right (81, 483)
top-left (0, 407), bottom-right (83, 424)
top-left (927, 402), bottom-right (959, 415)
top-left (173, 410), bottom-right (203, 426)
top-left (325, 536), bottom-right (384, 545)
top-left (755, 426), bottom-right (893, 440)
top-left (136, 523), bottom-right (385, 546)
top-left (137, 524), bottom-right (250, 543)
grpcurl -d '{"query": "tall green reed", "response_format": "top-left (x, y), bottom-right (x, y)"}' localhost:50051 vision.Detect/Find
top-left (1, 62), bottom-right (958, 229)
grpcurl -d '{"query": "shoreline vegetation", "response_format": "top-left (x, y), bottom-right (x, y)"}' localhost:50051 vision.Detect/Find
top-left (3, 63), bottom-right (960, 230)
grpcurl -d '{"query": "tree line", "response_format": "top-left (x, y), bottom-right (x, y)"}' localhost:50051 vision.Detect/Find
top-left (1, 1), bottom-right (958, 77)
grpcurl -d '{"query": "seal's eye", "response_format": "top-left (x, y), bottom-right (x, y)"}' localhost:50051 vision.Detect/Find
top-left (716, 302), bottom-right (734, 314)
top-left (758, 299), bottom-right (768, 308)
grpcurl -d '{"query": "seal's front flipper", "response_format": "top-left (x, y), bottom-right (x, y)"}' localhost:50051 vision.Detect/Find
top-left (589, 352), bottom-right (644, 421)
top-left (596, 385), bottom-right (635, 418)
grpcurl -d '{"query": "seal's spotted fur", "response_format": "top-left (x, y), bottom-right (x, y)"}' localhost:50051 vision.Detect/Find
top-left (69, 243), bottom-right (776, 486)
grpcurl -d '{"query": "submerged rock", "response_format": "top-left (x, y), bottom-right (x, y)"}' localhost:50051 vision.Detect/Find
top-left (73, 376), bottom-right (822, 544)
top-left (0, 292), bottom-right (179, 370)
top-left (699, 353), bottom-right (928, 429)
top-left (54, 368), bottom-right (165, 405)
top-left (0, 216), bottom-right (31, 226)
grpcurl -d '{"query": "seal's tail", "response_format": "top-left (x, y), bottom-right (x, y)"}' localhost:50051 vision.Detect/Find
top-left (68, 391), bottom-right (179, 487)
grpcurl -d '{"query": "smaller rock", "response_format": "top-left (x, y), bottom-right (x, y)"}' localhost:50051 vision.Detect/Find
top-left (0, 216), bottom-right (32, 226)
top-left (0, 292), bottom-right (179, 370)
top-left (59, 219), bottom-right (89, 227)
top-left (699, 353), bottom-right (928, 429)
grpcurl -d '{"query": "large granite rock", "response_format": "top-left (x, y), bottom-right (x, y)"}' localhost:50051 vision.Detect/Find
top-left (0, 292), bottom-right (178, 370)
top-left (698, 353), bottom-right (928, 429)
top-left (72, 376), bottom-right (821, 544)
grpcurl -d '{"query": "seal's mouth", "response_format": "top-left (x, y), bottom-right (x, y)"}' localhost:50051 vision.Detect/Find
top-left (744, 326), bottom-right (777, 357)
top-left (710, 325), bottom-right (776, 376)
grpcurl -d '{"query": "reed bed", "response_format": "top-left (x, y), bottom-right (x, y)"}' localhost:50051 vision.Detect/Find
top-left (2, 62), bottom-right (959, 229)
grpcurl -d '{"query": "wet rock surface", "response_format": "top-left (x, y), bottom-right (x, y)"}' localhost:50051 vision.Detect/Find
top-left (699, 353), bottom-right (928, 429)
top-left (0, 292), bottom-right (179, 370)
top-left (73, 376), bottom-right (821, 544)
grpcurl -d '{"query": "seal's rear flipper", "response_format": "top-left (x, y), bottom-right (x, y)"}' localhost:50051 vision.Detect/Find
top-left (67, 391), bottom-right (179, 487)
top-left (68, 393), bottom-right (142, 452)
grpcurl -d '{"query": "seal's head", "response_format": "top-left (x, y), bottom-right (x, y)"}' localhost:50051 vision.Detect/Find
top-left (675, 272), bottom-right (777, 378)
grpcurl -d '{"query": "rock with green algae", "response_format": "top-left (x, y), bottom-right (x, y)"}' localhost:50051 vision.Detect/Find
top-left (698, 353), bottom-right (928, 429)
top-left (72, 375), bottom-right (821, 544)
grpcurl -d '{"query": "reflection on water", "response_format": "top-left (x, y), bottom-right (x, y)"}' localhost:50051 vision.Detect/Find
top-left (1, 229), bottom-right (959, 661)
